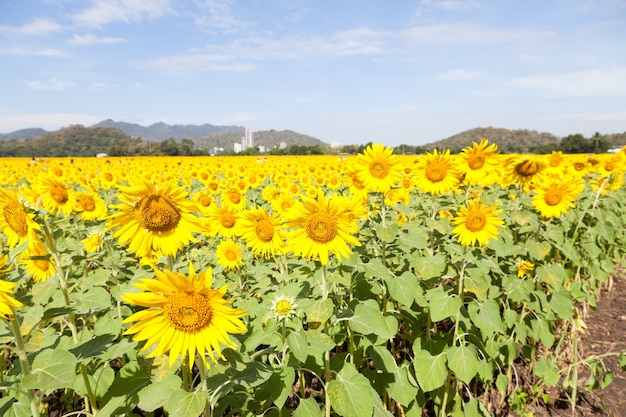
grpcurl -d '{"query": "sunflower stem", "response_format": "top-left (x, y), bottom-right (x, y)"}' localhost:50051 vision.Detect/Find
top-left (321, 264), bottom-right (328, 301)
top-left (7, 309), bottom-right (40, 417)
top-left (197, 356), bottom-right (212, 417)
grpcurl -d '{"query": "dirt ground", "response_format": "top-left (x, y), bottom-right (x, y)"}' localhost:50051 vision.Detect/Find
top-left (527, 275), bottom-right (626, 417)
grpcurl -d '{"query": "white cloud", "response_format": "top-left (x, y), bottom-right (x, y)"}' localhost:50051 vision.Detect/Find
top-left (24, 78), bottom-right (76, 91)
top-left (0, 47), bottom-right (70, 57)
top-left (67, 33), bottom-right (126, 45)
top-left (438, 69), bottom-right (481, 81)
top-left (507, 67), bottom-right (626, 97)
top-left (402, 24), bottom-right (554, 46)
top-left (0, 113), bottom-right (102, 132)
top-left (421, 0), bottom-right (480, 11)
top-left (193, 0), bottom-right (248, 31)
top-left (72, 0), bottom-right (175, 27)
top-left (0, 19), bottom-right (62, 37)
top-left (137, 54), bottom-right (254, 73)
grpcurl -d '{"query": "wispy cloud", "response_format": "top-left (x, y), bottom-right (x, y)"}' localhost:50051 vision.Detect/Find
top-left (438, 69), bottom-right (482, 81)
top-left (507, 67), bottom-right (626, 97)
top-left (67, 33), bottom-right (126, 45)
top-left (0, 47), bottom-right (70, 57)
top-left (137, 54), bottom-right (254, 73)
top-left (0, 19), bottom-right (63, 37)
top-left (24, 78), bottom-right (76, 91)
top-left (421, 0), bottom-right (480, 11)
top-left (193, 0), bottom-right (248, 32)
top-left (72, 0), bottom-right (175, 27)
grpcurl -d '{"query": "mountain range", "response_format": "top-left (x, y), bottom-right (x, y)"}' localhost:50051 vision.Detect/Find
top-left (0, 119), bottom-right (243, 142)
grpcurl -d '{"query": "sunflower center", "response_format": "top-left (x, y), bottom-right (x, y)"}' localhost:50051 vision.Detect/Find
top-left (199, 195), bottom-right (212, 207)
top-left (3, 202), bottom-right (28, 237)
top-left (275, 299), bottom-right (292, 317)
top-left (544, 189), bottom-right (564, 206)
top-left (351, 174), bottom-right (365, 190)
top-left (79, 196), bottom-right (96, 212)
top-left (425, 162), bottom-right (447, 183)
top-left (255, 219), bottom-right (275, 241)
top-left (220, 212), bottom-right (236, 228)
top-left (50, 184), bottom-right (69, 203)
top-left (34, 259), bottom-right (50, 272)
top-left (228, 190), bottom-right (241, 204)
top-left (369, 161), bottom-right (389, 179)
top-left (574, 162), bottom-right (585, 171)
top-left (164, 291), bottom-right (213, 333)
top-left (465, 210), bottom-right (487, 232)
top-left (135, 195), bottom-right (181, 233)
top-left (104, 173), bottom-right (113, 182)
top-left (305, 212), bottom-right (337, 243)
top-left (468, 154), bottom-right (485, 170)
top-left (515, 160), bottom-right (539, 177)
top-left (549, 156), bottom-right (561, 167)
top-left (605, 162), bottom-right (615, 172)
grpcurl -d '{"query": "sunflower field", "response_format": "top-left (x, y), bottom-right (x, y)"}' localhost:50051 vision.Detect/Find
top-left (1, 141), bottom-right (626, 417)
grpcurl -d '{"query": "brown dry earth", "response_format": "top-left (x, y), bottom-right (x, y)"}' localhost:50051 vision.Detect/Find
top-left (527, 276), bottom-right (626, 417)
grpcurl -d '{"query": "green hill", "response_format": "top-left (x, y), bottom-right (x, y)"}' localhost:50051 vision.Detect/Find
top-left (195, 129), bottom-right (328, 152)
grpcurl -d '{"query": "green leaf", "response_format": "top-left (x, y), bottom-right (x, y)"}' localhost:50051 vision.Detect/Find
top-left (363, 258), bottom-right (392, 280)
top-left (533, 357), bottom-right (560, 387)
top-left (233, 362), bottom-right (273, 389)
top-left (368, 345), bottom-right (418, 406)
top-left (22, 349), bottom-right (77, 395)
top-left (287, 330), bottom-right (309, 363)
top-left (536, 264), bottom-right (568, 292)
top-left (549, 289), bottom-right (573, 320)
top-left (414, 254), bottom-right (447, 280)
top-left (375, 222), bottom-right (399, 244)
top-left (74, 363), bottom-right (115, 400)
top-left (327, 362), bottom-right (374, 417)
top-left (69, 334), bottom-right (116, 361)
top-left (348, 299), bottom-right (396, 340)
top-left (530, 319), bottom-right (555, 348)
top-left (96, 361), bottom-right (151, 417)
top-left (413, 349), bottom-right (447, 392)
top-left (385, 271), bottom-right (418, 307)
top-left (74, 286), bottom-right (112, 313)
top-left (137, 375), bottom-right (182, 412)
top-left (399, 222), bottom-right (429, 250)
top-left (447, 344), bottom-right (480, 384)
top-left (164, 390), bottom-right (206, 417)
top-left (306, 298), bottom-right (334, 324)
top-left (294, 397), bottom-right (322, 417)
top-left (306, 329), bottom-right (336, 352)
top-left (467, 299), bottom-right (506, 335)
top-left (269, 366), bottom-right (296, 408)
top-left (427, 286), bottom-right (462, 322)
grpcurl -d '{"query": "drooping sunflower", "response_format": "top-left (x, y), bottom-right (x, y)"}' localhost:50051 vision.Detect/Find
top-left (33, 176), bottom-right (77, 216)
top-left (532, 180), bottom-right (583, 218)
top-left (122, 265), bottom-right (247, 369)
top-left (74, 191), bottom-right (108, 221)
top-left (354, 143), bottom-right (403, 193)
top-left (457, 139), bottom-right (499, 186)
top-left (81, 231), bottom-right (103, 253)
top-left (413, 149), bottom-right (460, 195)
top-left (0, 187), bottom-right (42, 250)
top-left (0, 255), bottom-right (23, 318)
top-left (239, 206), bottom-right (286, 259)
top-left (503, 156), bottom-right (546, 190)
top-left (286, 193), bottom-right (361, 265)
top-left (107, 181), bottom-right (203, 259)
top-left (216, 239), bottom-right (244, 271)
top-left (451, 198), bottom-right (504, 247)
top-left (517, 261), bottom-right (535, 278)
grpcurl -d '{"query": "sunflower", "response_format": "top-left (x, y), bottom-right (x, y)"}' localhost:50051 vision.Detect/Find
top-left (20, 241), bottom-right (56, 282)
top-left (270, 295), bottom-right (298, 322)
top-left (354, 143), bottom-right (402, 193)
top-left (216, 240), bottom-right (244, 271)
top-left (504, 156), bottom-right (545, 190)
top-left (220, 187), bottom-right (247, 210)
top-left (532, 180), bottom-right (582, 218)
top-left (458, 139), bottom-right (499, 186)
top-left (74, 191), bottom-right (108, 221)
top-left (413, 149), bottom-right (460, 195)
top-left (81, 231), bottom-right (103, 253)
top-left (194, 192), bottom-right (215, 216)
top-left (517, 261), bottom-right (535, 278)
top-left (33, 176), bottom-right (76, 216)
top-left (0, 255), bottom-right (23, 318)
top-left (286, 193), bottom-right (361, 265)
top-left (122, 265), bottom-right (247, 369)
top-left (0, 187), bottom-right (42, 250)
top-left (451, 198), bottom-right (504, 247)
top-left (205, 204), bottom-right (242, 239)
top-left (107, 181), bottom-right (203, 259)
top-left (239, 206), bottom-right (286, 258)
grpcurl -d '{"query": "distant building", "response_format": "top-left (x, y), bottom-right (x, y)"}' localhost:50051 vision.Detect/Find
top-left (234, 143), bottom-right (243, 153)
top-left (279, 141), bottom-right (287, 149)
top-left (242, 127), bottom-right (254, 150)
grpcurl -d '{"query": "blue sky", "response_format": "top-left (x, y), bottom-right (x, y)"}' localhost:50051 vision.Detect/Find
top-left (1, 0), bottom-right (625, 147)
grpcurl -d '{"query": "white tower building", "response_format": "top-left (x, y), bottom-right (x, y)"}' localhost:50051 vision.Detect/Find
top-left (243, 127), bottom-right (254, 150)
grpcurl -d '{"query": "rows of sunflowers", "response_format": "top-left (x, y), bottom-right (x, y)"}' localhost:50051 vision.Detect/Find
top-left (1, 141), bottom-right (626, 417)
